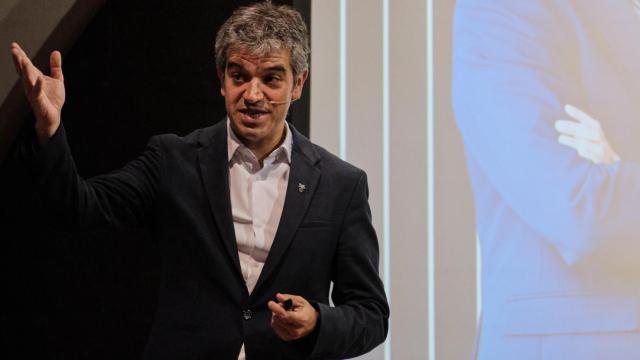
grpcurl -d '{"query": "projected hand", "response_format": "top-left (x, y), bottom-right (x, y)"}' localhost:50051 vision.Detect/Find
top-left (268, 293), bottom-right (319, 341)
top-left (11, 42), bottom-right (65, 146)
top-left (555, 104), bottom-right (620, 165)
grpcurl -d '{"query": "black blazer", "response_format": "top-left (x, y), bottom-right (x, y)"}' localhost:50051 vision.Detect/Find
top-left (28, 120), bottom-right (389, 359)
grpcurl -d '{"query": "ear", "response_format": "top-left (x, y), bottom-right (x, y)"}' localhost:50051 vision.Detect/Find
top-left (291, 69), bottom-right (309, 101)
top-left (217, 68), bottom-right (226, 97)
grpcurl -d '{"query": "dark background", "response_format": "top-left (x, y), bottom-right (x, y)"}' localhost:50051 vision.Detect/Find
top-left (0, 0), bottom-right (310, 358)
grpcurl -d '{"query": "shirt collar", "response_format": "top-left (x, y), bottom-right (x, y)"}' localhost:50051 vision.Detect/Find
top-left (226, 118), bottom-right (293, 164)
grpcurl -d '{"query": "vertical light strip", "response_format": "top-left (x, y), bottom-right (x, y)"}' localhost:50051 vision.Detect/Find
top-left (426, 0), bottom-right (436, 359)
top-left (339, 0), bottom-right (347, 160)
top-left (382, 0), bottom-right (391, 359)
top-left (476, 233), bottom-right (482, 325)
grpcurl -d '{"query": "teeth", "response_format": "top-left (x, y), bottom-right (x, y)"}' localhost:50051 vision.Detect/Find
top-left (243, 110), bottom-right (264, 118)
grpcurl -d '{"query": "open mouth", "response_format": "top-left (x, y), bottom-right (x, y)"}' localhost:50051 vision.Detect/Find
top-left (239, 108), bottom-right (270, 120)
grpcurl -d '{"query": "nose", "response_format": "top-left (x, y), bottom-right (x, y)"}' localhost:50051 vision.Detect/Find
top-left (243, 79), bottom-right (265, 104)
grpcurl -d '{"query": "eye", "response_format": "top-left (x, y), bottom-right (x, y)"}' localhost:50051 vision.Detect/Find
top-left (264, 74), bottom-right (282, 85)
top-left (230, 72), bottom-right (244, 83)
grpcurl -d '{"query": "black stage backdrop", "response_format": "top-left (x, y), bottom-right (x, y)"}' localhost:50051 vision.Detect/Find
top-left (0, 0), bottom-right (310, 358)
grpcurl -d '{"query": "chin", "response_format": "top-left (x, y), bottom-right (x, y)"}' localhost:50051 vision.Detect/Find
top-left (235, 126), bottom-right (263, 141)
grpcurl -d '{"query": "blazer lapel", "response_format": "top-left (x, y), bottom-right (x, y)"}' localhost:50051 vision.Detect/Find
top-left (197, 122), bottom-right (242, 276)
top-left (253, 127), bottom-right (321, 294)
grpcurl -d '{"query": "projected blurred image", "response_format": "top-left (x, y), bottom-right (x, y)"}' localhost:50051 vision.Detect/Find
top-left (453, 0), bottom-right (640, 358)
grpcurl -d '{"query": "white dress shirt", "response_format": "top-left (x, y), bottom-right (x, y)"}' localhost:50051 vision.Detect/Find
top-left (227, 120), bottom-right (292, 360)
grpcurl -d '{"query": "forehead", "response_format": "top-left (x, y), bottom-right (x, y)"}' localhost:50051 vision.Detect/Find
top-left (226, 48), bottom-right (292, 72)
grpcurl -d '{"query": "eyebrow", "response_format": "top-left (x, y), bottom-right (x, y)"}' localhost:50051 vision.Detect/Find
top-left (264, 65), bottom-right (287, 74)
top-left (226, 62), bottom-right (245, 72)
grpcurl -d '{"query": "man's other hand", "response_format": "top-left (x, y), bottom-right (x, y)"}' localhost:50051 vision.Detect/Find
top-left (268, 293), bottom-right (319, 341)
top-left (11, 42), bottom-right (65, 146)
top-left (555, 104), bottom-right (621, 165)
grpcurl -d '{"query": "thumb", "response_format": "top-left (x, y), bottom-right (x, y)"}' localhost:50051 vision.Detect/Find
top-left (49, 50), bottom-right (63, 81)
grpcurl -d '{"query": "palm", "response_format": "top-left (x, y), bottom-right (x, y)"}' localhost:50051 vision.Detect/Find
top-left (30, 74), bottom-right (65, 124)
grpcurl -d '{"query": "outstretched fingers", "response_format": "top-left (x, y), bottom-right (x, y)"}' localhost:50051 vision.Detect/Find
top-left (554, 120), bottom-right (599, 142)
top-left (11, 43), bottom-right (42, 93)
top-left (565, 104), bottom-right (599, 126)
top-left (10, 43), bottom-right (22, 75)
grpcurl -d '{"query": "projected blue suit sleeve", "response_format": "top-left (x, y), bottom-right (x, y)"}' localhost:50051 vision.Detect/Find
top-left (453, 0), bottom-right (640, 267)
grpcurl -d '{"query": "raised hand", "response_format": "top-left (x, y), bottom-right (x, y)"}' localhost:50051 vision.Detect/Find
top-left (555, 104), bottom-right (620, 165)
top-left (267, 293), bottom-right (319, 341)
top-left (11, 42), bottom-right (65, 145)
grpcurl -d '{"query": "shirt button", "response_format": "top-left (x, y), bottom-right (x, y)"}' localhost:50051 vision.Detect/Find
top-left (243, 309), bottom-right (253, 320)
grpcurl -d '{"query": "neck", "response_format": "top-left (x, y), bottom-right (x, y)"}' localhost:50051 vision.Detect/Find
top-left (243, 123), bottom-right (288, 165)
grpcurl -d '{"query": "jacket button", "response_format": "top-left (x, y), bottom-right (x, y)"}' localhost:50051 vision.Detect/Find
top-left (243, 309), bottom-right (253, 320)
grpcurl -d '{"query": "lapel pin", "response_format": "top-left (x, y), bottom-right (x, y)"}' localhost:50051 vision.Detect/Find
top-left (298, 183), bottom-right (306, 193)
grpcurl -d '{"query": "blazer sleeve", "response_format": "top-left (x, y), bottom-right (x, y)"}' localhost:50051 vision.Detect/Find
top-left (307, 171), bottom-right (389, 359)
top-left (452, 0), bottom-right (640, 267)
top-left (24, 124), bottom-right (163, 230)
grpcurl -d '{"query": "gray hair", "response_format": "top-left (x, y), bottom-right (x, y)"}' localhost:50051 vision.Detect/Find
top-left (214, 1), bottom-right (310, 76)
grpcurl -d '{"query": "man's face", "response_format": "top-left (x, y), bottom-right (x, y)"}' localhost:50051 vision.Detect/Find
top-left (220, 48), bottom-right (307, 153)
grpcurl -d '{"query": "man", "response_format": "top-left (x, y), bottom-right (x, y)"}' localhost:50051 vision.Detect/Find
top-left (453, 0), bottom-right (640, 359)
top-left (11, 2), bottom-right (388, 359)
